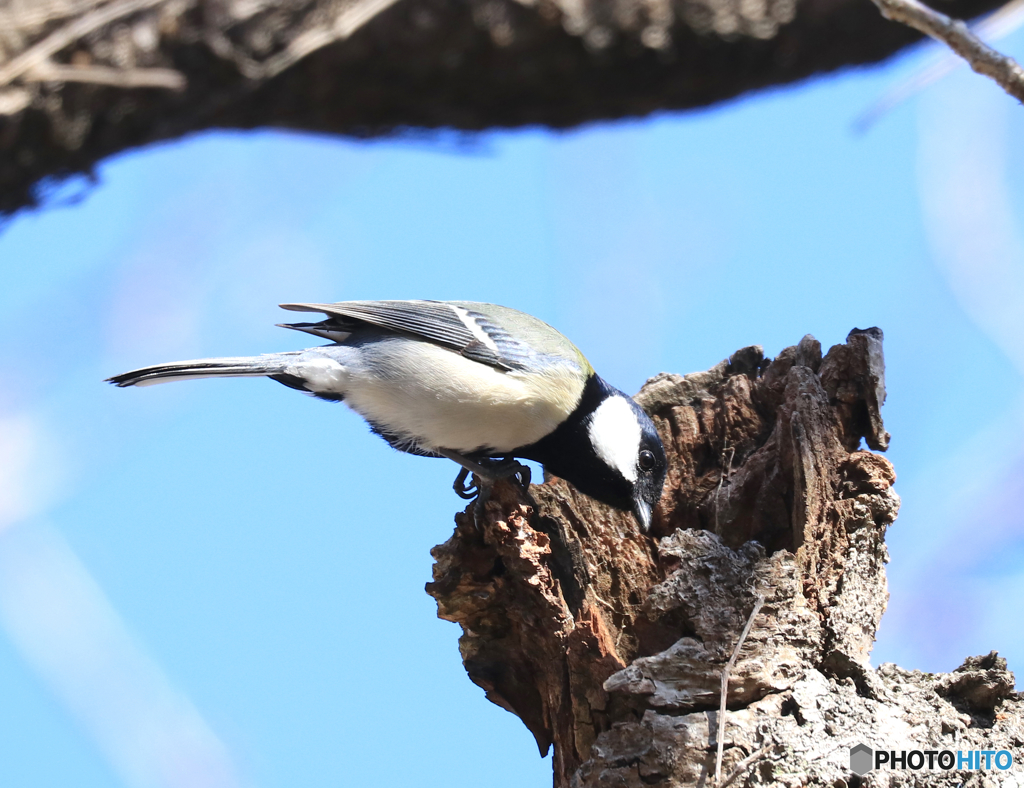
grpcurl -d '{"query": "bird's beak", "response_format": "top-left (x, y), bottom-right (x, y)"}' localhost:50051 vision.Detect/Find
top-left (633, 499), bottom-right (652, 532)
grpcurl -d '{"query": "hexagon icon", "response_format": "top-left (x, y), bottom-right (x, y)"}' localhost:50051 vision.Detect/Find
top-left (850, 743), bottom-right (873, 776)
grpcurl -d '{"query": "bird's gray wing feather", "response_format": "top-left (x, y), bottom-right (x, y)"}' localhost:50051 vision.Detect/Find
top-left (280, 300), bottom-right (547, 372)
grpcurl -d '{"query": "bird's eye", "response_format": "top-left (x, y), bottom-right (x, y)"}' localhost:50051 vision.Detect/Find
top-left (638, 450), bottom-right (656, 471)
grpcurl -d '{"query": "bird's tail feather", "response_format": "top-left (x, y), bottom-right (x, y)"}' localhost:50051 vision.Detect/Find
top-left (106, 356), bottom-right (283, 388)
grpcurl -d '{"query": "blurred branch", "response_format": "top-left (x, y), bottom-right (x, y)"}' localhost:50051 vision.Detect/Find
top-left (870, 0), bottom-right (1024, 102)
top-left (24, 62), bottom-right (186, 90)
top-left (0, 0), bottom-right (169, 89)
top-left (0, 0), bottom-right (1015, 217)
top-left (256, 0), bottom-right (405, 79)
top-left (856, 0), bottom-right (1024, 129)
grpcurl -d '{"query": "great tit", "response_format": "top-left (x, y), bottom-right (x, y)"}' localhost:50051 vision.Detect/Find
top-left (108, 300), bottom-right (667, 529)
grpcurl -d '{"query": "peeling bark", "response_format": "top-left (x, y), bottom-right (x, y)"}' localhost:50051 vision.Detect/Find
top-left (426, 328), bottom-right (1024, 787)
top-left (0, 0), bottom-right (1009, 217)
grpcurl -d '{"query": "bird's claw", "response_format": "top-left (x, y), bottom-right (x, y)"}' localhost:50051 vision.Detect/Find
top-left (443, 453), bottom-right (532, 530)
top-left (453, 467), bottom-right (479, 500)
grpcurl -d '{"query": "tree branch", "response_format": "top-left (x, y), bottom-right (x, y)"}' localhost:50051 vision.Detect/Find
top-left (0, 0), bottom-right (170, 89)
top-left (869, 0), bottom-right (1024, 102)
top-left (255, 0), bottom-right (406, 80)
top-left (23, 62), bottom-right (186, 90)
top-left (0, 0), bottom-right (1012, 217)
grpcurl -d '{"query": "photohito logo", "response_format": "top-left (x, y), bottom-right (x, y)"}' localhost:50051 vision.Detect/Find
top-left (849, 744), bottom-right (1015, 776)
top-left (850, 744), bottom-right (873, 776)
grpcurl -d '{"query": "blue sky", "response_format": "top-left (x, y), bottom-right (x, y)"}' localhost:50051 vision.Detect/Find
top-left (1, 29), bottom-right (1023, 788)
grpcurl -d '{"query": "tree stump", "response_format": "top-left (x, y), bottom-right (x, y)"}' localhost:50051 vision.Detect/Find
top-left (427, 329), bottom-right (1023, 787)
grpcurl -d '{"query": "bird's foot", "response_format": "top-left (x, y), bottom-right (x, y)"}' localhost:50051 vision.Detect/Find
top-left (453, 466), bottom-right (479, 500)
top-left (483, 457), bottom-right (531, 490)
top-left (440, 451), bottom-right (532, 528)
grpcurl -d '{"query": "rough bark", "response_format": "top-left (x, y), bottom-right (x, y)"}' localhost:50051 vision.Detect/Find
top-left (0, 0), bottom-right (1009, 217)
top-left (426, 329), bottom-right (1024, 787)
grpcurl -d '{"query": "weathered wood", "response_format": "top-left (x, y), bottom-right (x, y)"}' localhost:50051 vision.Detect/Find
top-left (427, 328), bottom-right (1023, 787)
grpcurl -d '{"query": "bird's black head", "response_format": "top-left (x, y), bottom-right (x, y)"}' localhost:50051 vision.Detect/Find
top-left (519, 376), bottom-right (668, 531)
top-left (580, 388), bottom-right (667, 530)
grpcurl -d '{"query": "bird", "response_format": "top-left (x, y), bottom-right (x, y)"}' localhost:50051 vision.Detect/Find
top-left (107, 300), bottom-right (668, 530)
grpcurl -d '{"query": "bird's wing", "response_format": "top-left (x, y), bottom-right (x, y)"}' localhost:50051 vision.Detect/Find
top-left (279, 300), bottom-right (574, 373)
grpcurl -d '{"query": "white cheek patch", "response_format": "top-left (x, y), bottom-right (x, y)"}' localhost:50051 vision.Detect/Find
top-left (587, 396), bottom-right (642, 483)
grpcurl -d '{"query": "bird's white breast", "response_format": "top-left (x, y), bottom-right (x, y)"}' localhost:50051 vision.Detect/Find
top-left (300, 340), bottom-right (585, 454)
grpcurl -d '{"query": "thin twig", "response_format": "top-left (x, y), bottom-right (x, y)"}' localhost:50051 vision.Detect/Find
top-left (718, 745), bottom-right (771, 788)
top-left (0, 0), bottom-right (169, 89)
top-left (713, 439), bottom-right (735, 533)
top-left (25, 61), bottom-right (185, 89)
top-left (593, 589), bottom-right (614, 614)
top-left (714, 594), bottom-right (766, 783)
top-left (869, 0), bottom-right (1024, 102)
top-left (856, 0), bottom-right (1024, 129)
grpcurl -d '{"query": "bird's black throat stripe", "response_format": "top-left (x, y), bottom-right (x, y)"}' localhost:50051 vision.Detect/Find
top-left (515, 374), bottom-right (635, 512)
